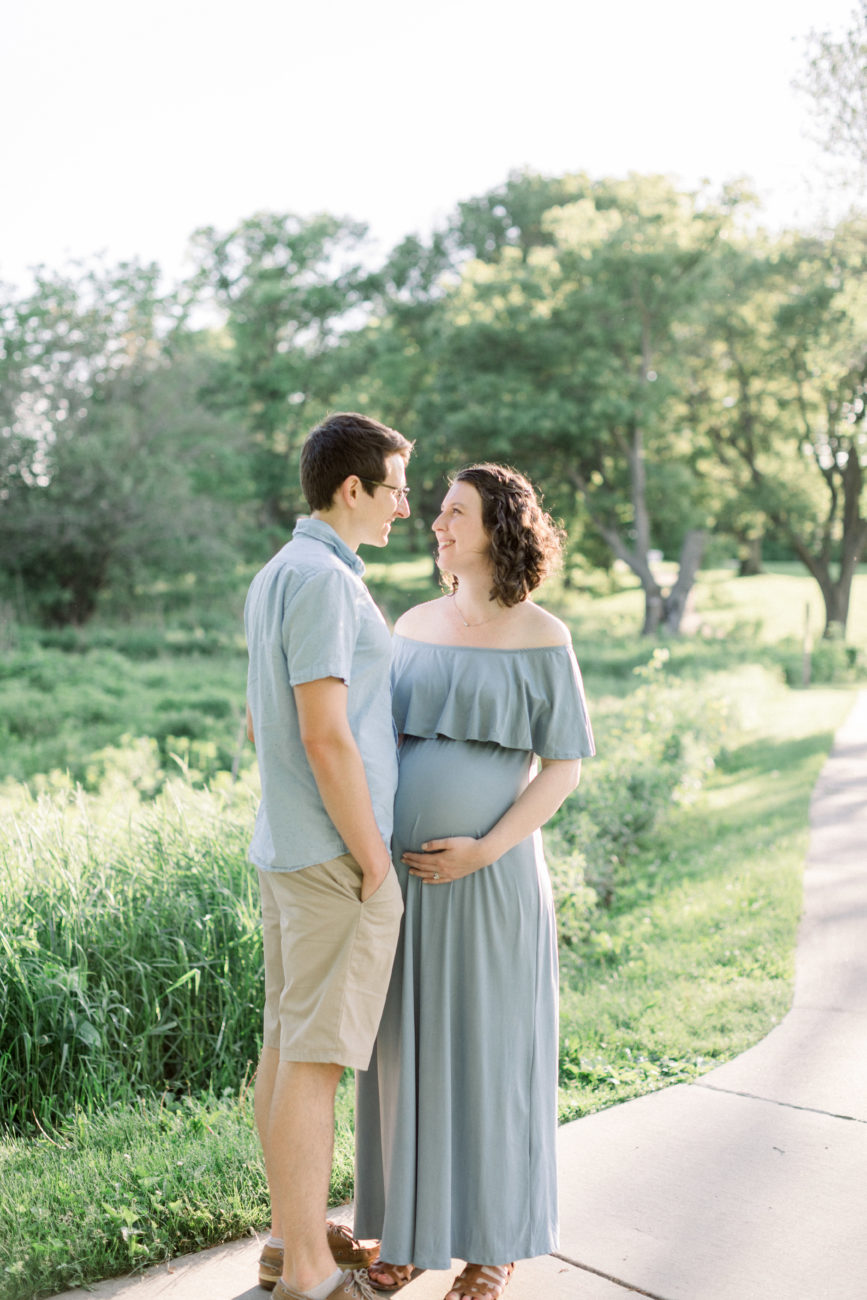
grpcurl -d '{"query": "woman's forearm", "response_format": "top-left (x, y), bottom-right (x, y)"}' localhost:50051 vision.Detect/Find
top-left (479, 757), bottom-right (581, 865)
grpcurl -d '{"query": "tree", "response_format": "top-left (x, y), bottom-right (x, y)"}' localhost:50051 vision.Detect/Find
top-left (415, 174), bottom-right (745, 634)
top-left (797, 2), bottom-right (867, 180)
top-left (687, 224), bottom-right (867, 635)
top-left (450, 169), bottom-right (591, 263)
top-left (320, 231), bottom-right (458, 563)
top-left (0, 263), bottom-right (241, 624)
top-left (188, 212), bottom-right (375, 539)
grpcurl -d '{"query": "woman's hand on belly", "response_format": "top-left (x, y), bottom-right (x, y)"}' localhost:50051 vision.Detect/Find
top-left (402, 835), bottom-right (491, 884)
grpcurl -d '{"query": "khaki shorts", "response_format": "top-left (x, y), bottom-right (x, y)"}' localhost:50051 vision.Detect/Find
top-left (258, 854), bottom-right (404, 1070)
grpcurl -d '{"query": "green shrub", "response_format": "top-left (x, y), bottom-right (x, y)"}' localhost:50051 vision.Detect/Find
top-left (777, 635), bottom-right (866, 686)
top-left (0, 644), bottom-right (247, 788)
top-left (156, 693), bottom-right (236, 718)
top-left (546, 832), bottom-right (598, 950)
top-left (550, 649), bottom-right (730, 912)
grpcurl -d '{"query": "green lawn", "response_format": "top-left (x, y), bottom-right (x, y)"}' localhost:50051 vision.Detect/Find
top-left (557, 674), bottom-right (852, 1118)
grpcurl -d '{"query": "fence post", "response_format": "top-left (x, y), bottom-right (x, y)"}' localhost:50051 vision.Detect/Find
top-left (802, 603), bottom-right (812, 688)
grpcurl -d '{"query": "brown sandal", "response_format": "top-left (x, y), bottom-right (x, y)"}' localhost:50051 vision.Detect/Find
top-left (367, 1259), bottom-right (416, 1292)
top-left (444, 1263), bottom-right (515, 1299)
top-left (258, 1223), bottom-right (379, 1290)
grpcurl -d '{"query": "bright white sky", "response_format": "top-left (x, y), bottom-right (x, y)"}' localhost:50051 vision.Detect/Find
top-left (0, 0), bottom-right (858, 293)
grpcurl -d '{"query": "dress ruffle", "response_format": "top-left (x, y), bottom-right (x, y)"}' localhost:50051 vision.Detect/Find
top-left (390, 636), bottom-right (595, 760)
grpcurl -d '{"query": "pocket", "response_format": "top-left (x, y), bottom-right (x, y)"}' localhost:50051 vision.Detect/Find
top-left (362, 864), bottom-right (403, 918)
top-left (322, 852), bottom-right (364, 902)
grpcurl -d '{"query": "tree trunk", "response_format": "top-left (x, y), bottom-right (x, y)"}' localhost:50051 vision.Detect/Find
top-left (662, 530), bottom-right (707, 634)
top-left (738, 535), bottom-right (763, 576)
top-left (825, 448), bottom-right (867, 635)
top-left (791, 541), bottom-right (862, 639)
top-left (822, 582), bottom-right (852, 639)
top-left (722, 418), bottom-right (866, 639)
top-left (642, 587), bottom-right (665, 636)
top-left (565, 460), bottom-right (705, 639)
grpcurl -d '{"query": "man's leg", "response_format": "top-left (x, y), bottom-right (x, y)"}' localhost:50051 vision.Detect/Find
top-left (264, 1058), bottom-right (345, 1294)
top-left (255, 856), bottom-right (402, 1292)
top-left (254, 1045), bottom-right (282, 1237)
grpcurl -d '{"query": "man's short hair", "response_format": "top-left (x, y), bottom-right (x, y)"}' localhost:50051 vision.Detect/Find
top-left (300, 412), bottom-right (413, 511)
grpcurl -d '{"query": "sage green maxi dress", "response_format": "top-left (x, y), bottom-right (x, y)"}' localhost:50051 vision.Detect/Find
top-left (354, 634), bottom-right (595, 1270)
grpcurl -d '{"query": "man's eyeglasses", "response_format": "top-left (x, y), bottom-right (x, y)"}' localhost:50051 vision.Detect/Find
top-left (359, 477), bottom-right (411, 505)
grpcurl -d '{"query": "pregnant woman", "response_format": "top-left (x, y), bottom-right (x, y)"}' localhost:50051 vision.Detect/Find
top-left (354, 463), bottom-right (595, 1300)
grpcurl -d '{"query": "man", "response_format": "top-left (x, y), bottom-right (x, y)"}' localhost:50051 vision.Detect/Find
top-left (244, 412), bottom-right (412, 1300)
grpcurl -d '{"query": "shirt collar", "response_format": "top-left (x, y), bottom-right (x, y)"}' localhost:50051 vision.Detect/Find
top-left (293, 517), bottom-right (365, 576)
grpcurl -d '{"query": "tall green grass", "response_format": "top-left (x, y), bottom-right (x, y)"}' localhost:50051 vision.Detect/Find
top-left (1, 657), bottom-right (855, 1297)
top-left (0, 771), bottom-right (263, 1132)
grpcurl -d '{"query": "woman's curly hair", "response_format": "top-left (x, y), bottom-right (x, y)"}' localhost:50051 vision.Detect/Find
top-left (444, 463), bottom-right (565, 606)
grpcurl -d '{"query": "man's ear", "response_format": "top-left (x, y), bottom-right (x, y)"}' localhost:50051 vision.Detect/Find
top-left (336, 475), bottom-right (361, 508)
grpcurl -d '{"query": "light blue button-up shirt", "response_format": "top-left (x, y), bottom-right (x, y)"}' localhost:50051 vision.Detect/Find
top-left (244, 518), bottom-right (398, 872)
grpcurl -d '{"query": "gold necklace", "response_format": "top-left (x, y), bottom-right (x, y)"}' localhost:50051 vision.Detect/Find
top-left (450, 592), bottom-right (508, 628)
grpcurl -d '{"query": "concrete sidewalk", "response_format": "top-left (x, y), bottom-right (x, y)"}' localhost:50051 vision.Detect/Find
top-left (54, 691), bottom-right (867, 1300)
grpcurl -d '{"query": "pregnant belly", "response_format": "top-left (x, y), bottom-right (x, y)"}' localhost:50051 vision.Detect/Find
top-left (393, 734), bottom-right (531, 855)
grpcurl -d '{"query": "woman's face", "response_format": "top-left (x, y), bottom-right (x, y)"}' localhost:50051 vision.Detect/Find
top-left (431, 480), bottom-right (491, 575)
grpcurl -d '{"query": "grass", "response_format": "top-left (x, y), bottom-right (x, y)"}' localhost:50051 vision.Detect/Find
top-left (556, 671), bottom-right (853, 1119)
top-left (2, 562), bottom-right (862, 790)
top-left (0, 772), bottom-right (265, 1131)
top-left (0, 638), bottom-right (248, 788)
top-left (689, 564), bottom-right (867, 646)
top-left (0, 562), bottom-right (863, 1299)
top-left (0, 1083), bottom-right (358, 1300)
top-left (0, 1096), bottom-right (265, 1300)
top-left (552, 562), bottom-right (867, 643)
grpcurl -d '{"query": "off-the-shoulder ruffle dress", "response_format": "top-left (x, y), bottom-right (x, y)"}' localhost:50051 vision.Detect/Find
top-left (354, 635), bottom-right (595, 1270)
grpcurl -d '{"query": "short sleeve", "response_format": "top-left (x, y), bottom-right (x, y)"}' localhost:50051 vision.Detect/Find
top-left (282, 568), bottom-right (360, 686)
top-left (530, 645), bottom-right (595, 759)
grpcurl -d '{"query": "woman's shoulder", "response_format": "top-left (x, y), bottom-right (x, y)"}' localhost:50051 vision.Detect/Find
top-left (393, 595), bottom-right (572, 652)
top-left (505, 601), bottom-right (572, 649)
top-left (393, 596), bottom-right (451, 639)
